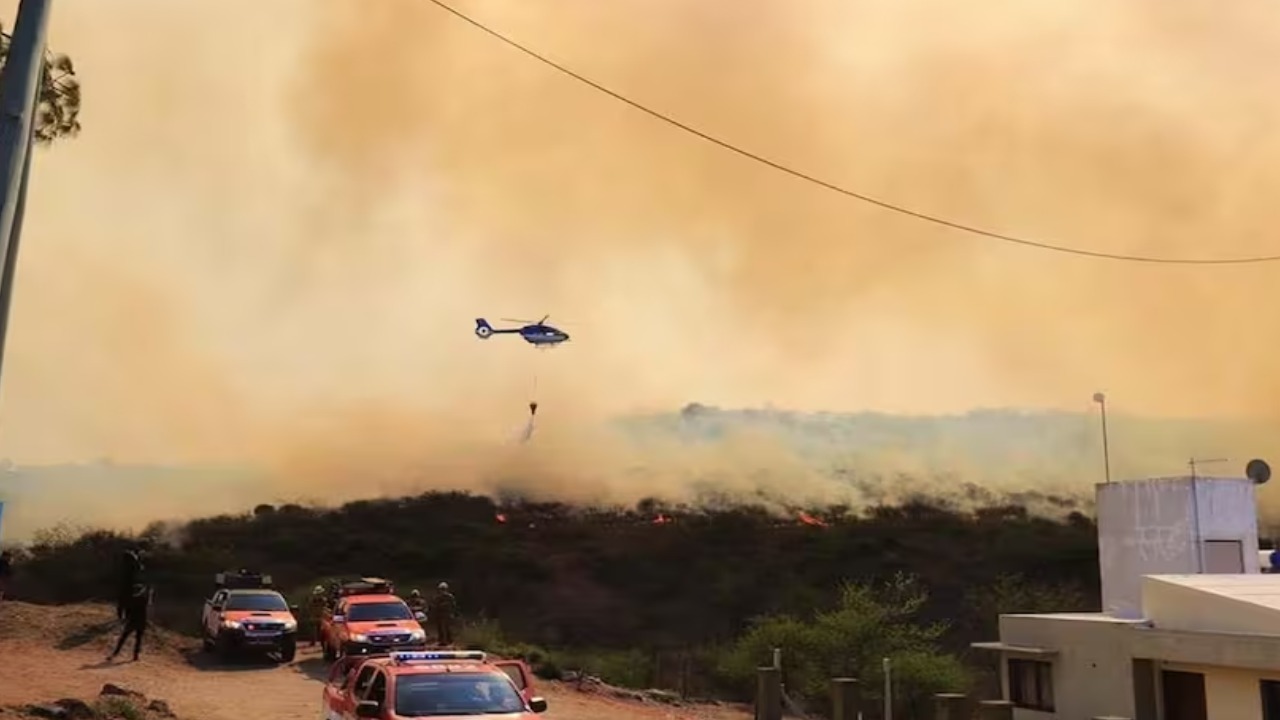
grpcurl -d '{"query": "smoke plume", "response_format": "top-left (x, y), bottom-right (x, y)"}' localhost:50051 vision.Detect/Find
top-left (3, 0), bottom-right (1280, 534)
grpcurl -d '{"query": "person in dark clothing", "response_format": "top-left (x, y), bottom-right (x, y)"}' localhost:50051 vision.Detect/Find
top-left (109, 583), bottom-right (152, 662)
top-left (116, 545), bottom-right (144, 621)
top-left (309, 585), bottom-right (329, 647)
top-left (0, 551), bottom-right (13, 602)
top-left (429, 582), bottom-right (457, 646)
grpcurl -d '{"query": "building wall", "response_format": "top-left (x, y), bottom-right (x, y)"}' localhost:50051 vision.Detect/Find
top-left (1195, 479), bottom-right (1260, 573)
top-left (1098, 480), bottom-right (1197, 618)
top-left (1160, 662), bottom-right (1280, 720)
top-left (1000, 615), bottom-right (1138, 720)
top-left (1097, 478), bottom-right (1259, 619)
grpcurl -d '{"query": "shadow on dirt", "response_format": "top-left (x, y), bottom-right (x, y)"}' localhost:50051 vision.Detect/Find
top-left (294, 656), bottom-right (332, 682)
top-left (180, 647), bottom-right (285, 673)
top-left (57, 620), bottom-right (120, 650)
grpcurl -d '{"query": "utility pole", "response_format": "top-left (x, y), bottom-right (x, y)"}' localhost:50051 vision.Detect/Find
top-left (1092, 392), bottom-right (1112, 483)
top-left (0, 0), bottom-right (51, 391)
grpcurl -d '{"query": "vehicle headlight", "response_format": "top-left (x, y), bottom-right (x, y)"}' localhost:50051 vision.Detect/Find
top-left (350, 633), bottom-right (368, 643)
top-left (221, 620), bottom-right (242, 629)
top-left (409, 629), bottom-right (425, 641)
top-left (282, 620), bottom-right (298, 631)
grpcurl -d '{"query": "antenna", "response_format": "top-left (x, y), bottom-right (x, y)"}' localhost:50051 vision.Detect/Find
top-left (1247, 459), bottom-right (1272, 485)
top-left (1188, 457), bottom-right (1228, 480)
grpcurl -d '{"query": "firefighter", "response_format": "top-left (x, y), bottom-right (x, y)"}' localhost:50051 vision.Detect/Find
top-left (407, 589), bottom-right (427, 613)
top-left (429, 581), bottom-right (457, 646)
top-left (0, 550), bottom-right (13, 602)
top-left (109, 582), bottom-right (152, 662)
top-left (116, 543), bottom-right (144, 621)
top-left (309, 585), bottom-right (329, 647)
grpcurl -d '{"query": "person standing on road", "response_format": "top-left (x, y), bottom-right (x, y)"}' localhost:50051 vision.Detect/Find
top-left (429, 582), bottom-right (457, 646)
top-left (309, 585), bottom-right (328, 647)
top-left (407, 589), bottom-right (428, 633)
top-left (0, 550), bottom-right (13, 602)
top-left (109, 582), bottom-right (152, 662)
top-left (116, 543), bottom-right (144, 621)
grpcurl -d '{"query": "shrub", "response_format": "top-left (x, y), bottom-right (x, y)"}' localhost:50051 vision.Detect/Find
top-left (718, 573), bottom-right (969, 716)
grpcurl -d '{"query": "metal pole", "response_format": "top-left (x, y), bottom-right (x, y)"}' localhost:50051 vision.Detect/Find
top-left (0, 0), bottom-right (51, 390)
top-left (831, 678), bottom-right (861, 720)
top-left (882, 657), bottom-right (891, 720)
top-left (756, 666), bottom-right (782, 720)
top-left (1093, 392), bottom-right (1111, 483)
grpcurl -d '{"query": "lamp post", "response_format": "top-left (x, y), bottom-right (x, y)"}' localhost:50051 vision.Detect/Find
top-left (0, 0), bottom-right (52, 391)
top-left (1092, 392), bottom-right (1111, 484)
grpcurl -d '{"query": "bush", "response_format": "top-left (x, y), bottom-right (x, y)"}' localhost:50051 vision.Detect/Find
top-left (718, 573), bottom-right (969, 717)
top-left (550, 648), bottom-right (653, 688)
top-left (94, 696), bottom-right (144, 720)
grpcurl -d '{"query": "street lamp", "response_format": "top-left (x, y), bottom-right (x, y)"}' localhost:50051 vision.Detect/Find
top-left (1092, 392), bottom-right (1111, 484)
top-left (0, 0), bottom-right (51, 390)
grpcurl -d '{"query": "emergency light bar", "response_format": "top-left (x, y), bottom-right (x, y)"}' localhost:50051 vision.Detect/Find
top-left (390, 650), bottom-right (487, 664)
top-left (214, 571), bottom-right (273, 589)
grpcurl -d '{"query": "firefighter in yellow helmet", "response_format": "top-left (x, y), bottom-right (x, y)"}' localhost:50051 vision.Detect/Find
top-left (309, 585), bottom-right (328, 646)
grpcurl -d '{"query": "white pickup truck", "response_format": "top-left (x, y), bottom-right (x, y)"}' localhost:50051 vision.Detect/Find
top-left (200, 570), bottom-right (300, 662)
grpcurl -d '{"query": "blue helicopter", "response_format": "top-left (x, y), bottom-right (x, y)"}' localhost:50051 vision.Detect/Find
top-left (474, 316), bottom-right (570, 347)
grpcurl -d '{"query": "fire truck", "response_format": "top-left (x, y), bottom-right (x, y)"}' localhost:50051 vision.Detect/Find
top-left (320, 577), bottom-right (428, 661)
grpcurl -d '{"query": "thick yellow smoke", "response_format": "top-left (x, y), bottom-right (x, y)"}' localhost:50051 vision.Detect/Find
top-left (2, 0), bottom-right (1280, 532)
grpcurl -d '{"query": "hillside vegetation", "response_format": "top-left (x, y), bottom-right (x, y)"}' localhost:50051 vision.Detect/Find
top-left (5, 491), bottom-right (1098, 715)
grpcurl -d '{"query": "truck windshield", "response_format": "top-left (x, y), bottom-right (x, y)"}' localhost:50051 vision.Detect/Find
top-left (394, 673), bottom-right (525, 717)
top-left (225, 593), bottom-right (289, 612)
top-left (346, 601), bottom-right (413, 622)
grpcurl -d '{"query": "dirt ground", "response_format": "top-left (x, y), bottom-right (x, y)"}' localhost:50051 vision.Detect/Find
top-left (0, 601), bottom-right (749, 720)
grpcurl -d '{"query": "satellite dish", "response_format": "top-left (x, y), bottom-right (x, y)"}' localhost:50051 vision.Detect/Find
top-left (1247, 459), bottom-right (1271, 485)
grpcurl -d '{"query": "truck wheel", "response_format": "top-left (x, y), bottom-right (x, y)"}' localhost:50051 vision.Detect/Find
top-left (279, 638), bottom-right (297, 663)
top-left (215, 634), bottom-right (235, 663)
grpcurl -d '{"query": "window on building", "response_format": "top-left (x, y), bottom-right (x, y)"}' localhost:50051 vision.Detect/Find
top-left (1162, 671), bottom-right (1206, 720)
top-left (1204, 540), bottom-right (1244, 573)
top-left (1262, 680), bottom-right (1280, 720)
top-left (1008, 658), bottom-right (1054, 712)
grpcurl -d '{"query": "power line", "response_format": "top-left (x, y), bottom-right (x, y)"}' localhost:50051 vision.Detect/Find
top-left (421, 0), bottom-right (1280, 266)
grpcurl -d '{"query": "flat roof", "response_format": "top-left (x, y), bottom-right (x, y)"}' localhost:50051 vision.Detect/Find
top-left (1001, 612), bottom-right (1146, 624)
top-left (1096, 474), bottom-right (1249, 489)
top-left (1147, 574), bottom-right (1280, 613)
top-left (970, 641), bottom-right (1058, 655)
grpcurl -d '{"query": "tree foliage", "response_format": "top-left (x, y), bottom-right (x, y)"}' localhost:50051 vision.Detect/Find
top-left (5, 492), bottom-right (1100, 704)
top-left (720, 573), bottom-right (969, 716)
top-left (0, 23), bottom-right (81, 144)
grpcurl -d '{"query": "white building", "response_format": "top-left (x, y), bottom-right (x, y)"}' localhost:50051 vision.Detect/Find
top-left (973, 475), bottom-right (1280, 720)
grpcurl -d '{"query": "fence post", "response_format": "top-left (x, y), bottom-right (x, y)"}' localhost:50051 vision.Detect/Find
top-left (831, 678), bottom-right (861, 720)
top-left (756, 666), bottom-right (782, 720)
top-left (934, 693), bottom-right (971, 720)
top-left (977, 699), bottom-right (1014, 720)
top-left (883, 657), bottom-right (892, 720)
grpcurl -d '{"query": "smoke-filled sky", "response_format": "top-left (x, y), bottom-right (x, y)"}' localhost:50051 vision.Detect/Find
top-left (1, 0), bottom-right (1280, 521)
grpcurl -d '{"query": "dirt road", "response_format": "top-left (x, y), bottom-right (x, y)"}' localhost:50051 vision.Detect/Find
top-left (0, 602), bottom-right (749, 720)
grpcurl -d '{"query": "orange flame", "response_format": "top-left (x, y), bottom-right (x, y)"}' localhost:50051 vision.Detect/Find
top-left (495, 513), bottom-right (508, 523)
top-left (653, 514), bottom-right (672, 525)
top-left (797, 511), bottom-right (827, 527)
